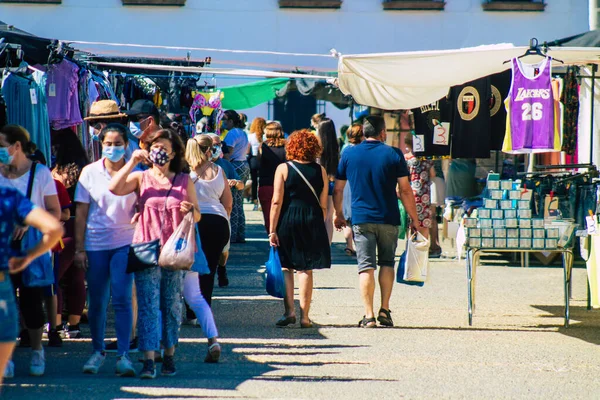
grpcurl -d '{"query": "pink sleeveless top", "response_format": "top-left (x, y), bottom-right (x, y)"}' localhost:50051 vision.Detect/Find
top-left (132, 171), bottom-right (189, 246)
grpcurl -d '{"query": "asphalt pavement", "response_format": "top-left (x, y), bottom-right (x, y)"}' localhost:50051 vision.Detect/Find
top-left (4, 205), bottom-right (600, 399)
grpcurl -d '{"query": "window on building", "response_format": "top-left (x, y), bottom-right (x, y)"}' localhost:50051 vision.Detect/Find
top-left (0, 0), bottom-right (61, 3)
top-left (122, 0), bottom-right (185, 6)
top-left (278, 0), bottom-right (342, 9)
top-left (382, 1), bottom-right (445, 11)
top-left (482, 0), bottom-right (545, 12)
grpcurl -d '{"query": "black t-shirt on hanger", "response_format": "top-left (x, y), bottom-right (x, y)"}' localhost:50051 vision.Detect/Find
top-left (412, 97), bottom-right (452, 157)
top-left (489, 69), bottom-right (512, 151)
top-left (449, 77), bottom-right (492, 159)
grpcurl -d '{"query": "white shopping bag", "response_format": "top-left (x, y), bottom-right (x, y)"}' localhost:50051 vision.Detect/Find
top-left (397, 232), bottom-right (430, 285)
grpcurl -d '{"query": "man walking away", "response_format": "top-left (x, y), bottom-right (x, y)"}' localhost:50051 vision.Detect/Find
top-left (333, 115), bottom-right (427, 328)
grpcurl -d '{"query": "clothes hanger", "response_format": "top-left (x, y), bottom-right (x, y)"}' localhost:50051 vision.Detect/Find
top-left (503, 38), bottom-right (564, 64)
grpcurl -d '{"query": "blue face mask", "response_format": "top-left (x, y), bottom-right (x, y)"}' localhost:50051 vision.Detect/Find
top-left (0, 147), bottom-right (14, 165)
top-left (102, 145), bottom-right (126, 163)
top-left (90, 127), bottom-right (100, 142)
top-left (129, 122), bottom-right (143, 138)
top-left (211, 145), bottom-right (222, 161)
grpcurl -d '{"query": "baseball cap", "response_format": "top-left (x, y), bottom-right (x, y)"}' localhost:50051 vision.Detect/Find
top-left (85, 100), bottom-right (127, 121)
top-left (125, 99), bottom-right (159, 116)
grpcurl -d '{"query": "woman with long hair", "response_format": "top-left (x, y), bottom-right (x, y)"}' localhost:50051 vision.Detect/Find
top-left (317, 119), bottom-right (340, 244)
top-left (74, 124), bottom-right (139, 377)
top-left (269, 130), bottom-right (331, 328)
top-left (258, 121), bottom-right (286, 234)
top-left (109, 129), bottom-right (201, 379)
top-left (221, 110), bottom-right (250, 243)
top-left (0, 125), bottom-right (61, 378)
top-left (248, 117), bottom-right (266, 211)
top-left (340, 124), bottom-right (364, 256)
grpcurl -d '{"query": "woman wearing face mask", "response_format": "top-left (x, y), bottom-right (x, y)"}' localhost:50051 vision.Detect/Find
top-left (0, 125), bottom-right (61, 379)
top-left (109, 128), bottom-right (201, 380)
top-left (221, 110), bottom-right (250, 243)
top-left (73, 123), bottom-right (138, 377)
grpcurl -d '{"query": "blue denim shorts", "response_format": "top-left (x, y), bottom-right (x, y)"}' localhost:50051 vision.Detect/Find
top-left (0, 271), bottom-right (19, 342)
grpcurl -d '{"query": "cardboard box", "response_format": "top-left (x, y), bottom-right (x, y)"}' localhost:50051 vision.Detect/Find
top-left (533, 229), bottom-right (546, 239)
top-left (507, 228), bottom-right (519, 238)
top-left (518, 209), bottom-right (533, 219)
top-left (495, 238), bottom-right (507, 248)
top-left (487, 173), bottom-right (500, 181)
top-left (492, 210), bottom-right (504, 219)
top-left (494, 228), bottom-right (507, 238)
top-left (500, 200), bottom-right (513, 210)
top-left (482, 238), bottom-right (494, 247)
top-left (501, 180), bottom-right (513, 190)
top-left (520, 238), bottom-right (532, 248)
top-left (480, 219), bottom-right (493, 228)
top-left (509, 190), bottom-right (522, 200)
top-left (520, 229), bottom-right (532, 238)
top-left (493, 219), bottom-right (505, 228)
top-left (469, 237), bottom-right (482, 248)
top-left (518, 200), bottom-right (530, 210)
top-left (487, 180), bottom-right (500, 190)
top-left (482, 228), bottom-right (494, 238)
top-left (519, 218), bottom-right (532, 228)
top-left (468, 228), bottom-right (481, 238)
top-left (507, 238), bottom-right (519, 248)
top-left (478, 209), bottom-right (491, 219)
top-left (506, 218), bottom-right (518, 228)
top-left (532, 218), bottom-right (544, 228)
top-left (464, 218), bottom-right (477, 228)
top-left (485, 199), bottom-right (498, 209)
top-left (546, 239), bottom-right (558, 249)
top-left (505, 209), bottom-right (517, 219)
top-left (533, 238), bottom-right (545, 249)
top-left (490, 190), bottom-right (503, 200)
top-left (546, 228), bottom-right (560, 239)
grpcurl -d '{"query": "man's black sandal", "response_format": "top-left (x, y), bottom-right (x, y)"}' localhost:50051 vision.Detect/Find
top-left (377, 308), bottom-right (394, 327)
top-left (358, 316), bottom-right (377, 328)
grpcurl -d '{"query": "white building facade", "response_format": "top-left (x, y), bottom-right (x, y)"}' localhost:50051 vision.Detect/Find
top-left (0, 0), bottom-right (591, 127)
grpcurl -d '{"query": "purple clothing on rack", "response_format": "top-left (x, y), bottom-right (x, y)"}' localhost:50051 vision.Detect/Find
top-left (46, 59), bottom-right (83, 129)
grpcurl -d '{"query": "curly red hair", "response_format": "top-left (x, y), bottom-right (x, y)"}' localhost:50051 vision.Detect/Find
top-left (285, 129), bottom-right (322, 162)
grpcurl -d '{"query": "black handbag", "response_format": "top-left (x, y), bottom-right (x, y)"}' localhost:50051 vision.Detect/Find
top-left (126, 174), bottom-right (177, 274)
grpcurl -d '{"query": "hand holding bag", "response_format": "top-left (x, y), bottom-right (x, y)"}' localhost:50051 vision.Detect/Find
top-left (158, 212), bottom-right (196, 271)
top-left (397, 232), bottom-right (430, 286)
top-left (265, 247), bottom-right (286, 298)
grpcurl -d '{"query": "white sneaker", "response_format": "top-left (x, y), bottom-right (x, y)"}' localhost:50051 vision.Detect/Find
top-left (82, 352), bottom-right (105, 374)
top-left (115, 354), bottom-right (135, 377)
top-left (29, 349), bottom-right (45, 376)
top-left (3, 360), bottom-right (14, 379)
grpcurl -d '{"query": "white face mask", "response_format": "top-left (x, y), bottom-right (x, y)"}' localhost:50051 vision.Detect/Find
top-left (211, 145), bottom-right (223, 161)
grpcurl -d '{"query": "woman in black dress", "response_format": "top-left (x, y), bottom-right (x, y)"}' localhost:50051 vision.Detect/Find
top-left (269, 130), bottom-right (331, 328)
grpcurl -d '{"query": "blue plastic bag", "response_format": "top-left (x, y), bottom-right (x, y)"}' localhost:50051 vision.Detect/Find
top-left (265, 247), bottom-right (286, 298)
top-left (21, 228), bottom-right (54, 287)
top-left (191, 226), bottom-right (210, 276)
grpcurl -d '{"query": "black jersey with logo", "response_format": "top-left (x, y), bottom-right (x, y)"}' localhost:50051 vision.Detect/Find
top-left (489, 69), bottom-right (512, 151)
top-left (449, 77), bottom-right (492, 159)
top-left (412, 97), bottom-right (451, 157)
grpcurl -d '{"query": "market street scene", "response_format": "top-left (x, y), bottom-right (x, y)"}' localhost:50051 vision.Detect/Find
top-left (1, 1), bottom-right (600, 399)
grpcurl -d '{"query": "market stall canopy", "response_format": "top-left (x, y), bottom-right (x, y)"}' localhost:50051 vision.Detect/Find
top-left (548, 30), bottom-right (600, 48)
top-left (220, 78), bottom-right (289, 110)
top-left (276, 78), bottom-right (352, 110)
top-left (0, 21), bottom-right (53, 65)
top-left (338, 44), bottom-right (600, 110)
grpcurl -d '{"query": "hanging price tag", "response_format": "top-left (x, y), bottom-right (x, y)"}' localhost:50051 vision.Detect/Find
top-left (432, 122), bottom-right (450, 146)
top-left (413, 135), bottom-right (425, 153)
top-left (48, 83), bottom-right (56, 97)
top-left (29, 88), bottom-right (38, 105)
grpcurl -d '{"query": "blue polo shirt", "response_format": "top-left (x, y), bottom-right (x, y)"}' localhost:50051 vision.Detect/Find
top-left (336, 140), bottom-right (409, 226)
top-left (0, 187), bottom-right (35, 270)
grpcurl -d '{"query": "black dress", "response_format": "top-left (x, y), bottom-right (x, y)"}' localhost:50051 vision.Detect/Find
top-left (277, 161), bottom-right (331, 271)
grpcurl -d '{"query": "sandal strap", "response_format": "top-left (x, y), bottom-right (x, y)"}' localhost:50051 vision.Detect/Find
top-left (358, 316), bottom-right (377, 327)
top-left (378, 308), bottom-right (392, 319)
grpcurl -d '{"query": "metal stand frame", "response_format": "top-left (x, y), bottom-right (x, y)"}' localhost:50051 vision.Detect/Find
top-left (466, 248), bottom-right (574, 327)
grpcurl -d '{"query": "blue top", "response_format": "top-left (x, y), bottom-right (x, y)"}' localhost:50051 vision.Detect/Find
top-left (215, 158), bottom-right (240, 181)
top-left (0, 187), bottom-right (36, 270)
top-left (336, 140), bottom-right (409, 226)
top-left (223, 128), bottom-right (249, 162)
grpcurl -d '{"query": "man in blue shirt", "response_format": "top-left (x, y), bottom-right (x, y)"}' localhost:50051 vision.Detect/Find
top-left (333, 115), bottom-right (426, 328)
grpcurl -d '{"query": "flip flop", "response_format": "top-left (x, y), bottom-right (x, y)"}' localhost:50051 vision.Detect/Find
top-left (275, 315), bottom-right (297, 327)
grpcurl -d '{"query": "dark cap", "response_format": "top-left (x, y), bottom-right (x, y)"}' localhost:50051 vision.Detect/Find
top-left (125, 100), bottom-right (159, 116)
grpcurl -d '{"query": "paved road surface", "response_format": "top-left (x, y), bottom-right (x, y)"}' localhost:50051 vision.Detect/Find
top-left (4, 206), bottom-right (600, 399)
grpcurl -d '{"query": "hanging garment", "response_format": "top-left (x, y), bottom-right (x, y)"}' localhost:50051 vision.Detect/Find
top-left (577, 66), bottom-right (600, 166)
top-left (449, 77), bottom-right (492, 158)
top-left (502, 57), bottom-right (561, 154)
top-left (561, 67), bottom-right (579, 155)
top-left (2, 72), bottom-right (51, 163)
top-left (46, 59), bottom-right (83, 130)
top-left (411, 97), bottom-right (451, 157)
top-left (489, 69), bottom-right (511, 151)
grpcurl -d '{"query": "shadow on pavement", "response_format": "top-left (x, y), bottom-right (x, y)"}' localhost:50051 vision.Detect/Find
top-left (532, 304), bottom-right (600, 345)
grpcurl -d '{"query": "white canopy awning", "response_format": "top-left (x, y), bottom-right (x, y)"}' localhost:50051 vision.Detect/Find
top-left (337, 44), bottom-right (600, 110)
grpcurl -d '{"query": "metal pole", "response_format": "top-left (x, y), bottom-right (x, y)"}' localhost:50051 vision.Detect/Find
top-left (590, 64), bottom-right (598, 166)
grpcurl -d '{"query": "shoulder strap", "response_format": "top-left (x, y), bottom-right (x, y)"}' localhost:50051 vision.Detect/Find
top-left (287, 161), bottom-right (320, 205)
top-left (26, 162), bottom-right (37, 200)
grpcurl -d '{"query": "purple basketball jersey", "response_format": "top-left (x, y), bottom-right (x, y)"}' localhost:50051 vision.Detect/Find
top-left (504, 57), bottom-right (557, 153)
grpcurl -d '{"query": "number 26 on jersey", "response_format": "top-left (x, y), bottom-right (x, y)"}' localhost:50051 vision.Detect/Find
top-left (521, 102), bottom-right (543, 121)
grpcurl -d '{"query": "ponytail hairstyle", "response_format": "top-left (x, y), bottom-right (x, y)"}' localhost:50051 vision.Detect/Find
top-left (223, 110), bottom-right (243, 129)
top-left (185, 133), bottom-right (213, 169)
top-left (0, 124), bottom-right (35, 154)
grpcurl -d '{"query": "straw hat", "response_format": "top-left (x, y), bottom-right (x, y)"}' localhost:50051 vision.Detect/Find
top-left (84, 100), bottom-right (127, 121)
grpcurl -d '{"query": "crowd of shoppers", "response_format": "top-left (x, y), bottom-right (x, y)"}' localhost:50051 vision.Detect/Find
top-left (1, 102), bottom-right (449, 384)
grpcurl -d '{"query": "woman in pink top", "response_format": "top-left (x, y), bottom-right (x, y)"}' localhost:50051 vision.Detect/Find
top-left (109, 129), bottom-right (200, 380)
